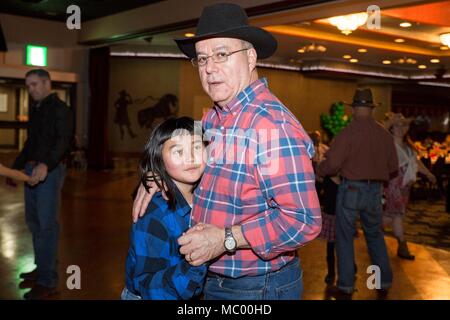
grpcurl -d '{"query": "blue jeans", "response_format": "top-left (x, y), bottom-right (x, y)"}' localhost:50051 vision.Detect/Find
top-left (121, 288), bottom-right (142, 300)
top-left (336, 179), bottom-right (393, 294)
top-left (25, 163), bottom-right (66, 288)
top-left (204, 257), bottom-right (303, 300)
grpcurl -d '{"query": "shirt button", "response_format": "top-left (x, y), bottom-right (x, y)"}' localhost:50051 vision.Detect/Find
top-left (200, 186), bottom-right (203, 190)
top-left (209, 157), bottom-right (214, 162)
top-left (220, 126), bottom-right (224, 130)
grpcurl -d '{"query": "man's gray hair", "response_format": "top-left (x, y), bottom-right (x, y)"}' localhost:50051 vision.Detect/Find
top-left (240, 40), bottom-right (254, 50)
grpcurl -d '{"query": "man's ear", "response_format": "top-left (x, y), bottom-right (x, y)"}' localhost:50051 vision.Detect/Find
top-left (247, 48), bottom-right (257, 72)
top-left (44, 79), bottom-right (52, 91)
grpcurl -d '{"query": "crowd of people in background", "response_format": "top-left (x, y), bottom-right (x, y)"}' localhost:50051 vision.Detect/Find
top-left (311, 104), bottom-right (447, 298)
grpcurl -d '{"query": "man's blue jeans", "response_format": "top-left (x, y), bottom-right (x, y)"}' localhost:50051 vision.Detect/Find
top-left (336, 179), bottom-right (392, 294)
top-left (204, 256), bottom-right (303, 300)
top-left (25, 163), bottom-right (66, 288)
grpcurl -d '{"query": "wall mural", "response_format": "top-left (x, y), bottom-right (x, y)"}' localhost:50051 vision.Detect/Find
top-left (113, 90), bottom-right (137, 140)
top-left (113, 90), bottom-right (179, 140)
top-left (137, 94), bottom-right (179, 129)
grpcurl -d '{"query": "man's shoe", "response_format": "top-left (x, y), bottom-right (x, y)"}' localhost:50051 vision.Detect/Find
top-left (324, 273), bottom-right (335, 285)
top-left (23, 285), bottom-right (57, 300)
top-left (397, 240), bottom-right (415, 260)
top-left (327, 285), bottom-right (353, 300)
top-left (19, 269), bottom-right (37, 281)
top-left (376, 288), bottom-right (389, 300)
top-left (19, 279), bottom-right (36, 289)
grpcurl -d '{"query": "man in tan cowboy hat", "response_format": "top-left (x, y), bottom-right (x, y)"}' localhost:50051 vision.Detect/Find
top-left (132, 3), bottom-right (321, 300)
top-left (318, 87), bottom-right (398, 299)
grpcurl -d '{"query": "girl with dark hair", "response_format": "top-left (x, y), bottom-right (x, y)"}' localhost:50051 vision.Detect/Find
top-left (123, 116), bottom-right (208, 300)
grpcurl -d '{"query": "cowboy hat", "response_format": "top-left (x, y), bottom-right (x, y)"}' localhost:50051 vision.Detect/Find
top-left (344, 88), bottom-right (381, 108)
top-left (174, 3), bottom-right (277, 59)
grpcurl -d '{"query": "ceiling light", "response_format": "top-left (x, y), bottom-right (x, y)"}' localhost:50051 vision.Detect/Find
top-left (382, 60), bottom-right (391, 65)
top-left (418, 65), bottom-right (427, 69)
top-left (184, 33), bottom-right (195, 37)
top-left (440, 46), bottom-right (449, 51)
top-left (440, 33), bottom-right (450, 47)
top-left (393, 57), bottom-right (417, 65)
top-left (297, 43), bottom-right (327, 53)
top-left (349, 58), bottom-right (358, 63)
top-left (430, 59), bottom-right (440, 63)
top-left (358, 48), bottom-right (367, 53)
top-left (399, 22), bottom-right (412, 28)
top-left (394, 38), bottom-right (405, 43)
top-left (328, 12), bottom-right (368, 35)
top-left (343, 55), bottom-right (351, 59)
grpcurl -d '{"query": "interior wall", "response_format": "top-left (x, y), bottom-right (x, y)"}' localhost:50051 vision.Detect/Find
top-left (0, 84), bottom-right (16, 146)
top-left (0, 13), bottom-right (89, 147)
top-left (109, 57), bottom-right (393, 152)
top-left (109, 57), bottom-right (182, 153)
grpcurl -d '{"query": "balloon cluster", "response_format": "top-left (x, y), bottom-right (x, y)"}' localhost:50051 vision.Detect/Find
top-left (320, 102), bottom-right (352, 138)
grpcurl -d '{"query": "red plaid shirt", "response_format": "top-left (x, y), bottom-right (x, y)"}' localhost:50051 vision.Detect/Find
top-left (193, 78), bottom-right (321, 278)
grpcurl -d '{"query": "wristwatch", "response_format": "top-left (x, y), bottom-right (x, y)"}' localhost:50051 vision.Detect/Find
top-left (224, 227), bottom-right (237, 253)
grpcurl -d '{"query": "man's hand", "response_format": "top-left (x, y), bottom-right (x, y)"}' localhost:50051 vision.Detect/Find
top-left (28, 163), bottom-right (48, 186)
top-left (132, 177), bottom-right (168, 223)
top-left (178, 224), bottom-right (225, 266)
top-left (132, 183), bottom-right (157, 222)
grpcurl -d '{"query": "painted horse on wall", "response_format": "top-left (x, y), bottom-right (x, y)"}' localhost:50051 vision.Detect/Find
top-left (137, 94), bottom-right (179, 129)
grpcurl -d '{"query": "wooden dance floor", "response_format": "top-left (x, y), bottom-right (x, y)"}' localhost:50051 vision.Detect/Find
top-left (0, 163), bottom-right (449, 300)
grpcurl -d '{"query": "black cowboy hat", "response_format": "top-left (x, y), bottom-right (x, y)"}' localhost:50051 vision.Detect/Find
top-left (344, 88), bottom-right (381, 108)
top-left (174, 3), bottom-right (277, 59)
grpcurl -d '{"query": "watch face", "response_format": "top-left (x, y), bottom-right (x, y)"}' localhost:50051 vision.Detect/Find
top-left (224, 238), bottom-right (236, 251)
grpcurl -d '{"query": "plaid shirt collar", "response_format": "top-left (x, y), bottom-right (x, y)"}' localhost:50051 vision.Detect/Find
top-left (213, 78), bottom-right (269, 119)
top-left (154, 186), bottom-right (191, 218)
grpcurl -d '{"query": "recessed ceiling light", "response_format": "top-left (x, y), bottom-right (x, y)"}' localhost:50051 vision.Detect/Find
top-left (184, 33), bottom-right (195, 37)
top-left (430, 59), bottom-right (440, 63)
top-left (358, 48), bottom-right (367, 53)
top-left (399, 22), bottom-right (412, 28)
top-left (349, 58), bottom-right (358, 63)
top-left (394, 38), bottom-right (405, 43)
top-left (297, 48), bottom-right (305, 53)
top-left (382, 60), bottom-right (391, 65)
top-left (418, 65), bottom-right (427, 69)
top-left (343, 55), bottom-right (351, 59)
top-left (440, 46), bottom-right (449, 51)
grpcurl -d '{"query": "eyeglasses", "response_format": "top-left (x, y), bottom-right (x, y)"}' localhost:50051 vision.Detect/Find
top-left (191, 48), bottom-right (250, 67)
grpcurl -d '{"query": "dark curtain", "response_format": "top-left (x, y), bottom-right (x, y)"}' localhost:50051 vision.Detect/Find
top-left (87, 46), bottom-right (113, 170)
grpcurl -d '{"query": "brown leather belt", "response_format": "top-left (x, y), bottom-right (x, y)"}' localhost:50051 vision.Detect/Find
top-left (343, 178), bottom-right (383, 184)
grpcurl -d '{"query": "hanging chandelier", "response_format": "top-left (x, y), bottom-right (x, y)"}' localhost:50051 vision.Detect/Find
top-left (328, 12), bottom-right (368, 35)
top-left (440, 33), bottom-right (450, 47)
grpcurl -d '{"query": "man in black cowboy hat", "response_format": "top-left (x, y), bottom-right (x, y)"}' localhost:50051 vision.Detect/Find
top-left (318, 88), bottom-right (398, 299)
top-left (132, 3), bottom-right (321, 300)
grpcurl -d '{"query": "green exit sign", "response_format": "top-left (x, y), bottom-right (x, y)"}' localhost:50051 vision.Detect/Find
top-left (26, 45), bottom-right (47, 67)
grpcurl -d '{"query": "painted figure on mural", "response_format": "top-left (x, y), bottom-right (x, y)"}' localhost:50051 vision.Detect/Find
top-left (113, 89), bottom-right (137, 140)
top-left (137, 94), bottom-right (179, 129)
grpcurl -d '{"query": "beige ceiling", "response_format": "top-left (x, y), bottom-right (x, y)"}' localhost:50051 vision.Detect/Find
top-left (112, 0), bottom-right (450, 80)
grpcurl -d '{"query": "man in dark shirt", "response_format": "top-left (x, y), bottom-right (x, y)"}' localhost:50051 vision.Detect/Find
top-left (318, 88), bottom-right (398, 299)
top-left (12, 69), bottom-right (73, 299)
